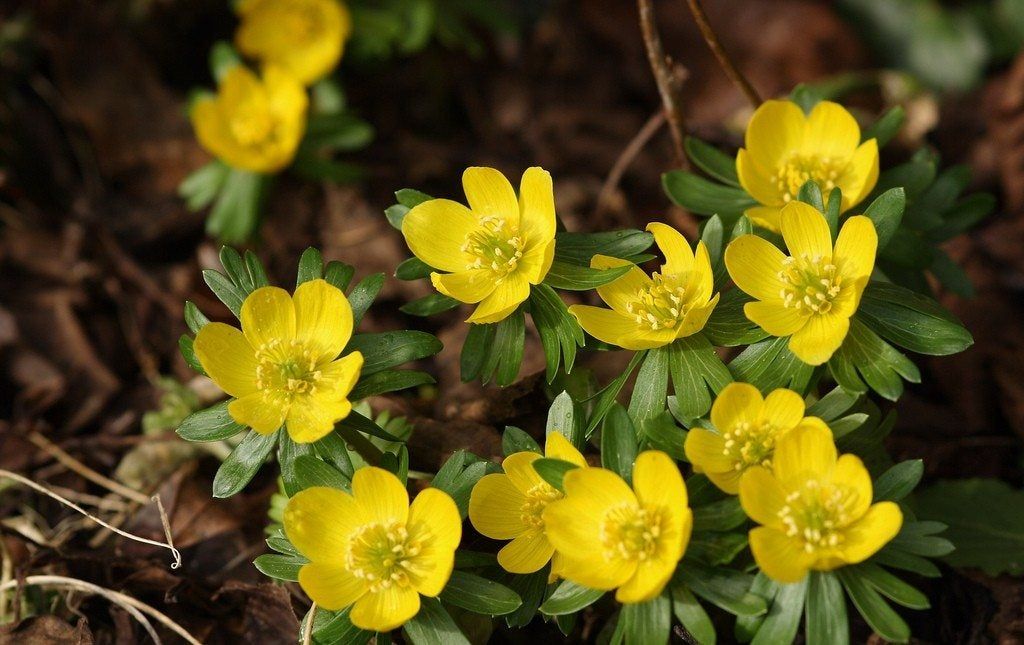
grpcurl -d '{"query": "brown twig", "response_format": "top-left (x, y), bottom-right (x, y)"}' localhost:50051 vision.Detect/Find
top-left (637, 0), bottom-right (689, 168)
top-left (597, 111), bottom-right (667, 218)
top-left (683, 0), bottom-right (762, 107)
top-left (28, 430), bottom-right (151, 505)
top-left (302, 603), bottom-right (317, 645)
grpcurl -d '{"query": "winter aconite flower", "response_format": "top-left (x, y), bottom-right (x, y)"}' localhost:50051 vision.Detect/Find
top-left (739, 423), bottom-right (902, 583)
top-left (284, 469), bottom-right (461, 632)
top-left (568, 223), bottom-right (719, 349)
top-left (543, 451), bottom-right (692, 603)
top-left (401, 167), bottom-right (557, 324)
top-left (685, 382), bottom-right (827, 494)
top-left (235, 0), bottom-right (352, 86)
top-left (468, 433), bottom-right (586, 575)
top-left (191, 65), bottom-right (307, 173)
top-left (725, 201), bottom-right (877, 365)
top-left (737, 100), bottom-right (879, 232)
top-left (193, 279), bottom-right (363, 443)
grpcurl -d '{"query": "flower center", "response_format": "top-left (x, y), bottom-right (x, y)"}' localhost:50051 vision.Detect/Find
top-left (345, 520), bottom-right (429, 593)
top-left (778, 254), bottom-right (843, 315)
top-left (519, 483), bottom-right (562, 530)
top-left (461, 216), bottom-right (525, 280)
top-left (721, 421), bottom-right (778, 470)
top-left (775, 153), bottom-right (848, 203)
top-left (776, 479), bottom-right (859, 554)
top-left (625, 273), bottom-right (689, 331)
top-left (283, 4), bottom-right (320, 42)
top-left (600, 503), bottom-right (663, 562)
top-left (254, 338), bottom-right (323, 397)
top-left (230, 102), bottom-right (275, 147)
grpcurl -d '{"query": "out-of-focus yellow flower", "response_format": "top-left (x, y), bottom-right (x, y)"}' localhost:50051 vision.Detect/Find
top-left (737, 100), bottom-right (879, 232)
top-left (543, 451), bottom-right (692, 603)
top-left (193, 279), bottom-right (362, 443)
top-left (724, 201), bottom-right (877, 366)
top-left (468, 433), bottom-right (586, 575)
top-left (739, 423), bottom-right (902, 583)
top-left (235, 0), bottom-right (352, 86)
top-left (401, 167), bottom-right (557, 324)
top-left (685, 382), bottom-right (828, 494)
top-left (567, 223), bottom-right (719, 350)
top-left (284, 469), bottom-right (461, 632)
top-left (191, 65), bottom-right (307, 173)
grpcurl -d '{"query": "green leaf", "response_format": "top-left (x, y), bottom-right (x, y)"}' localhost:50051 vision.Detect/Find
top-left (460, 322), bottom-right (495, 382)
top-left (219, 246), bottom-right (254, 294)
top-left (532, 458), bottom-right (580, 492)
top-left (206, 169), bottom-right (267, 244)
top-left (313, 431), bottom-right (355, 481)
top-left (806, 386), bottom-right (861, 421)
top-left (177, 401), bottom-right (245, 442)
top-left (854, 563), bottom-right (929, 609)
top-left (798, 180), bottom-right (825, 213)
top-left (502, 426), bottom-right (541, 456)
top-left (686, 532), bottom-right (748, 567)
top-left (483, 309), bottom-right (526, 386)
top-left (278, 433), bottom-right (315, 496)
top-left (396, 188), bottom-right (432, 208)
top-left (805, 572), bottom-right (848, 645)
top-left (751, 579), bottom-right (807, 645)
top-left (395, 256), bottom-right (433, 281)
top-left (735, 573), bottom-right (775, 642)
top-left (873, 157), bottom-right (936, 202)
top-left (704, 289), bottom-right (769, 347)
top-left (289, 155), bottom-right (363, 184)
top-left (873, 460), bottom-right (923, 502)
top-left (540, 580), bottom-right (605, 616)
top-left (183, 301), bottom-right (210, 334)
top-left (296, 248), bottom-right (324, 286)
top-left (628, 346), bottom-right (670, 426)
top-left (927, 191), bottom-right (995, 242)
top-left (642, 410), bottom-right (688, 460)
top-left (179, 161), bottom-right (229, 211)
top-left (347, 273), bottom-right (385, 327)
top-left (585, 351), bottom-right (646, 437)
top-left (857, 282), bottom-right (972, 356)
top-left (663, 171), bottom-right (757, 223)
top-left (346, 330), bottom-right (443, 375)
top-left (929, 249), bottom-right (974, 297)
top-left (403, 597), bottom-right (470, 645)
top-left (620, 592), bottom-right (671, 645)
top-left (871, 548), bottom-right (941, 578)
top-left (553, 230), bottom-right (654, 266)
top-left (439, 571), bottom-right (522, 616)
top-left (829, 319), bottom-right (920, 401)
top-left (530, 284), bottom-right (585, 381)
top-left (671, 584), bottom-right (716, 645)
top-left (305, 607), bottom-right (372, 645)
top-left (700, 215), bottom-right (728, 287)
top-left (909, 478), bottom-right (1024, 575)
top-left (401, 293), bottom-right (460, 316)
top-left (685, 136), bottom-right (740, 186)
top-left (547, 390), bottom-right (582, 447)
top-left (504, 568), bottom-right (550, 627)
top-left (178, 335), bottom-right (205, 375)
top-left (862, 106), bottom-right (905, 148)
top-left (431, 452), bottom-right (492, 518)
top-left (293, 454), bottom-right (349, 490)
top-left (692, 497), bottom-right (746, 532)
top-left (253, 553), bottom-right (307, 582)
top-left (244, 251), bottom-right (269, 288)
top-left (324, 260), bottom-right (355, 293)
top-left (385, 203), bottom-right (409, 230)
top-left (789, 83), bottom-right (823, 112)
top-left (601, 404), bottom-right (638, 482)
top-left (302, 113), bottom-right (374, 151)
top-left (212, 430), bottom-right (277, 498)
top-left (676, 561), bottom-right (767, 617)
top-left (349, 369), bottom-right (434, 399)
top-left (730, 337), bottom-right (815, 394)
top-left (338, 409), bottom-right (402, 443)
top-left (863, 188), bottom-right (905, 250)
top-left (837, 568), bottom-right (910, 643)
top-left (542, 260), bottom-right (633, 290)
top-left (887, 520), bottom-right (955, 558)
top-left (667, 334), bottom-right (732, 422)
top-left (202, 269), bottom-right (246, 318)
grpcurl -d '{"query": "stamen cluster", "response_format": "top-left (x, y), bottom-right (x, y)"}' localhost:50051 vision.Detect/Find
top-left (778, 254), bottom-right (843, 314)
top-left (721, 421), bottom-right (778, 470)
top-left (346, 519), bottom-right (429, 593)
top-left (461, 215), bottom-right (525, 280)
top-left (625, 274), bottom-right (690, 331)
top-left (776, 480), bottom-right (857, 554)
top-left (775, 153), bottom-right (847, 203)
top-left (519, 483), bottom-right (562, 530)
top-left (254, 338), bottom-right (323, 396)
top-left (600, 503), bottom-right (663, 562)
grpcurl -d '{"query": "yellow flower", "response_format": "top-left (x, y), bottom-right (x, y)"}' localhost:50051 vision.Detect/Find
top-left (235, 0), bottom-right (352, 85)
top-left (724, 201), bottom-right (877, 366)
top-left (737, 100), bottom-right (879, 232)
top-left (739, 423), bottom-right (902, 583)
top-left (468, 433), bottom-right (586, 575)
top-left (543, 451), bottom-right (692, 603)
top-left (685, 383), bottom-right (829, 494)
top-left (191, 65), bottom-right (307, 173)
top-left (193, 279), bottom-right (363, 443)
top-left (284, 468), bottom-right (462, 632)
top-left (567, 223), bottom-right (719, 350)
top-left (400, 167), bottom-right (557, 324)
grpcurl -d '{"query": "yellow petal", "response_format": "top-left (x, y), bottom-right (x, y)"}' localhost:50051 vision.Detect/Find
top-left (744, 100), bottom-right (806, 169)
top-left (263, 65), bottom-right (308, 128)
top-left (285, 395), bottom-right (351, 443)
top-left (569, 305), bottom-right (641, 349)
top-left (350, 586), bottom-right (420, 633)
top-left (543, 468), bottom-right (634, 560)
top-left (497, 528), bottom-right (554, 574)
top-left (468, 473), bottom-right (528, 540)
top-left (738, 466), bottom-right (787, 527)
top-left (293, 279), bottom-right (352, 361)
top-left (684, 428), bottom-right (733, 481)
top-left (352, 467), bottom-right (409, 525)
top-left (839, 502), bottom-right (902, 565)
top-left (705, 468), bottom-right (743, 495)
top-left (241, 286), bottom-right (296, 348)
top-left (193, 322), bottom-right (258, 398)
top-left (632, 450), bottom-right (688, 511)
top-left (502, 451), bottom-right (545, 494)
top-left (690, 241), bottom-right (715, 302)
top-left (401, 199), bottom-right (477, 273)
top-left (676, 293), bottom-right (718, 338)
top-left (563, 467), bottom-right (635, 511)
top-left (749, 526), bottom-right (814, 583)
top-left (229, 392), bottom-right (286, 434)
top-left (839, 139), bottom-right (880, 209)
top-left (545, 432), bottom-right (587, 467)
top-left (780, 201), bottom-right (832, 260)
top-left (724, 235), bottom-right (787, 302)
top-left (771, 421), bottom-right (836, 484)
top-left (463, 166), bottom-right (519, 227)
top-left (615, 556), bottom-right (677, 603)
top-left (710, 382), bottom-right (764, 433)
top-left (407, 488), bottom-right (461, 596)
top-left (431, 270), bottom-right (495, 304)
top-left (298, 562), bottom-right (367, 611)
top-left (466, 274), bottom-right (529, 324)
top-left (646, 222), bottom-right (694, 276)
top-left (788, 313), bottom-right (849, 366)
top-left (285, 486), bottom-right (365, 561)
top-left (737, 149), bottom-right (783, 206)
top-left (833, 215), bottom-right (877, 282)
top-left (191, 97), bottom-right (239, 168)
top-left (830, 453), bottom-right (872, 523)
top-left (518, 167), bottom-right (556, 245)
top-left (518, 238), bottom-right (555, 284)
top-left (761, 388), bottom-right (805, 430)
top-left (318, 351), bottom-right (363, 402)
top-left (744, 205), bottom-right (785, 233)
top-left (592, 255), bottom-right (651, 315)
top-left (744, 300), bottom-right (807, 337)
top-left (801, 101), bottom-right (861, 158)
top-left (554, 552), bottom-right (637, 592)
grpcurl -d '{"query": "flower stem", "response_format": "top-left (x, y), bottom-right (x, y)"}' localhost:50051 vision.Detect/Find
top-left (683, 0), bottom-right (762, 108)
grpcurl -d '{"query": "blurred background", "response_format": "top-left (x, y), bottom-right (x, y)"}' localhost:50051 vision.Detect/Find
top-left (1, 0), bottom-right (1023, 642)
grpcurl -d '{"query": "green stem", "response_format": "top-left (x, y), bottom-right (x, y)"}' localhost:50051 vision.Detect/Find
top-left (336, 424), bottom-right (384, 466)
